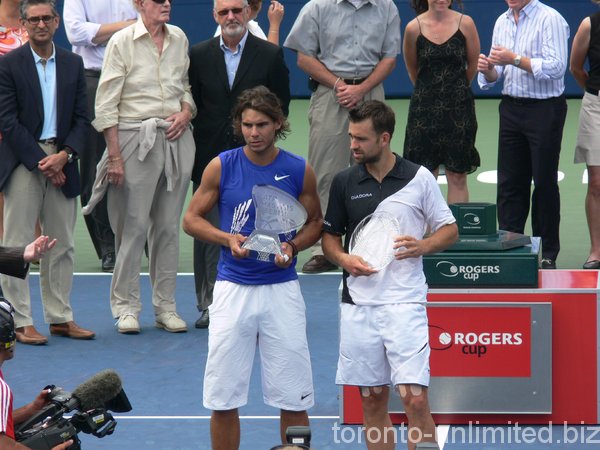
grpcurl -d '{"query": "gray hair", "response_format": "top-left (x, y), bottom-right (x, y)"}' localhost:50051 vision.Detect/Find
top-left (20, 0), bottom-right (58, 19)
top-left (213, 0), bottom-right (249, 10)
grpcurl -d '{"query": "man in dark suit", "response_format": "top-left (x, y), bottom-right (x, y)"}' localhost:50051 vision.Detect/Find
top-left (188, 0), bottom-right (290, 328)
top-left (0, 0), bottom-right (95, 345)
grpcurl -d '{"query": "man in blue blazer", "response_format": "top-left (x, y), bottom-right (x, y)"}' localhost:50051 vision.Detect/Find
top-left (0, 0), bottom-right (94, 345)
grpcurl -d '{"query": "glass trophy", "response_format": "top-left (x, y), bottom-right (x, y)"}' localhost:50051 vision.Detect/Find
top-left (349, 210), bottom-right (401, 270)
top-left (242, 184), bottom-right (307, 262)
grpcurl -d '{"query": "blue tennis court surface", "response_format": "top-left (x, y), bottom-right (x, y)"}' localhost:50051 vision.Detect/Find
top-left (7, 274), bottom-right (596, 449)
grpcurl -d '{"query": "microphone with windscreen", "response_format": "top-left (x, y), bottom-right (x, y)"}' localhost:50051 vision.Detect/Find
top-left (71, 369), bottom-right (131, 412)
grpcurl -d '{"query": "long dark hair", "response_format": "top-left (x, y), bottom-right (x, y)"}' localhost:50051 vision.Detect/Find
top-left (411, 0), bottom-right (462, 15)
top-left (232, 86), bottom-right (290, 141)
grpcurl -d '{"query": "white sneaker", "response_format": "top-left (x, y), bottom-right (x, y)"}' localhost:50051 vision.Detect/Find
top-left (116, 314), bottom-right (140, 334)
top-left (155, 312), bottom-right (187, 333)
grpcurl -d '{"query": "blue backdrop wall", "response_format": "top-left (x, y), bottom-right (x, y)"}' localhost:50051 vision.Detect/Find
top-left (53, 0), bottom-right (598, 98)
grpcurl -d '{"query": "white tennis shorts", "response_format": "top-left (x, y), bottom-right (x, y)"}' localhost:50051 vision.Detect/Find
top-left (203, 279), bottom-right (314, 411)
top-left (336, 302), bottom-right (431, 387)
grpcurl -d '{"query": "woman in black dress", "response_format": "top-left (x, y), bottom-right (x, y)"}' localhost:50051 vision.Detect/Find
top-left (403, 0), bottom-right (481, 203)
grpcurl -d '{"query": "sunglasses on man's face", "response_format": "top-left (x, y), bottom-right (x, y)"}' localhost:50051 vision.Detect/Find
top-left (216, 7), bottom-right (245, 16)
top-left (24, 15), bottom-right (56, 25)
top-left (151, 0), bottom-right (173, 4)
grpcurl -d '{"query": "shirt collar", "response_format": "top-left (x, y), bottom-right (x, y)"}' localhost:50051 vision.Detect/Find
top-left (357, 153), bottom-right (409, 183)
top-left (505, 0), bottom-right (538, 21)
top-left (30, 43), bottom-right (56, 63)
top-left (337, 0), bottom-right (376, 7)
top-left (133, 17), bottom-right (170, 41)
top-left (219, 29), bottom-right (249, 54)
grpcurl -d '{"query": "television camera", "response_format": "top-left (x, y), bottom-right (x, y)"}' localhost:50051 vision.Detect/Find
top-left (15, 369), bottom-right (132, 450)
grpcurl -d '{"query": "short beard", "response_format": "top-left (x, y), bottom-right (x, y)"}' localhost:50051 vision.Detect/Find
top-left (222, 23), bottom-right (245, 39)
top-left (360, 152), bottom-right (382, 165)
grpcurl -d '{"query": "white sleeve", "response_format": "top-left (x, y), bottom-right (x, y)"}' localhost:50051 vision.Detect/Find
top-left (63, 0), bottom-right (102, 47)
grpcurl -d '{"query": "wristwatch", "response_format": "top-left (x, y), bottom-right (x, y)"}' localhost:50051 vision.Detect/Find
top-left (513, 54), bottom-right (522, 67)
top-left (62, 149), bottom-right (75, 164)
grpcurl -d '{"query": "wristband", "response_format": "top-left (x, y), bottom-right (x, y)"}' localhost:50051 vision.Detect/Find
top-left (288, 240), bottom-right (299, 258)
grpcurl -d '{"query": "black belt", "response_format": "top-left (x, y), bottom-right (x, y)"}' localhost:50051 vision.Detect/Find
top-left (84, 69), bottom-right (101, 77)
top-left (308, 76), bottom-right (368, 92)
top-left (502, 95), bottom-right (561, 105)
top-left (38, 138), bottom-right (56, 145)
top-left (343, 77), bottom-right (366, 85)
top-left (586, 87), bottom-right (600, 96)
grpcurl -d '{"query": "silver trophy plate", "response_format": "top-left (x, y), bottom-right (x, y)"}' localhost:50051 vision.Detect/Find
top-left (349, 210), bottom-right (401, 271)
top-left (242, 184), bottom-right (307, 262)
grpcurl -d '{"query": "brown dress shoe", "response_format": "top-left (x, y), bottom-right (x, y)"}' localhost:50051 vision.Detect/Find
top-left (301, 255), bottom-right (338, 274)
top-left (15, 326), bottom-right (48, 345)
top-left (49, 321), bottom-right (95, 340)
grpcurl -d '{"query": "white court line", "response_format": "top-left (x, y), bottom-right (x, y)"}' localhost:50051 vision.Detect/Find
top-left (109, 416), bottom-right (449, 448)
top-left (111, 415), bottom-right (338, 420)
top-left (64, 272), bottom-right (342, 277)
top-left (477, 169), bottom-right (567, 184)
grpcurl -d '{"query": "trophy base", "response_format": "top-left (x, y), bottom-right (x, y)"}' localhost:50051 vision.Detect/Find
top-left (242, 231), bottom-right (284, 263)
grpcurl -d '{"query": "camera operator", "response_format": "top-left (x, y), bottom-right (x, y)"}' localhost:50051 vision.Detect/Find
top-left (0, 236), bottom-right (70, 448)
top-left (0, 299), bottom-right (71, 449)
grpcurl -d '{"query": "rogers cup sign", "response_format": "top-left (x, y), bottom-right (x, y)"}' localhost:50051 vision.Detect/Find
top-left (428, 306), bottom-right (531, 377)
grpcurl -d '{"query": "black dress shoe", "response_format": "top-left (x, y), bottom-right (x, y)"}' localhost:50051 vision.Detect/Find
top-left (583, 260), bottom-right (600, 269)
top-left (540, 258), bottom-right (556, 270)
top-left (195, 309), bottom-right (209, 329)
top-left (301, 255), bottom-right (337, 274)
top-left (102, 252), bottom-right (116, 272)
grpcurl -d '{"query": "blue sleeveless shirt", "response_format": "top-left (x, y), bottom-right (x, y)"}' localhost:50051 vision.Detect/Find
top-left (217, 147), bottom-right (306, 285)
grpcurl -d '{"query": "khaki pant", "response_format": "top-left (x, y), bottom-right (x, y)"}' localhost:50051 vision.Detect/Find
top-left (107, 125), bottom-right (195, 318)
top-left (307, 83), bottom-right (385, 256)
top-left (0, 143), bottom-right (76, 328)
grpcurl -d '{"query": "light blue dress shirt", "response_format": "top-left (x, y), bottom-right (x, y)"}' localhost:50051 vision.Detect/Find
top-left (220, 30), bottom-right (249, 88)
top-left (31, 44), bottom-right (57, 139)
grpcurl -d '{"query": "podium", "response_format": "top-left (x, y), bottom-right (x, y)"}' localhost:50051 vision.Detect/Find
top-left (424, 203), bottom-right (539, 287)
top-left (339, 204), bottom-right (600, 425)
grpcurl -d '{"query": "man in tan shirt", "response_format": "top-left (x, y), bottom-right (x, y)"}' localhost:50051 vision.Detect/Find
top-left (86, 0), bottom-right (196, 334)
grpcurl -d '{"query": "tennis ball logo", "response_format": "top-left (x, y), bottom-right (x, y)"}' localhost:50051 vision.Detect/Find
top-left (464, 213), bottom-right (481, 226)
top-left (436, 261), bottom-right (459, 277)
top-left (429, 325), bottom-right (453, 350)
top-left (439, 332), bottom-right (452, 345)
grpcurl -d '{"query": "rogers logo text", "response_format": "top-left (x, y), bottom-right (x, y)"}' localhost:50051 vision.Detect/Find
top-left (454, 332), bottom-right (523, 346)
top-left (456, 331), bottom-right (523, 357)
top-left (436, 261), bottom-right (500, 281)
top-left (431, 330), bottom-right (524, 358)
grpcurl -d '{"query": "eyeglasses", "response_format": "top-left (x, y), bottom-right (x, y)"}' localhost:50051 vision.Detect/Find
top-left (24, 15), bottom-right (56, 25)
top-left (151, 0), bottom-right (173, 4)
top-left (216, 7), bottom-right (244, 16)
